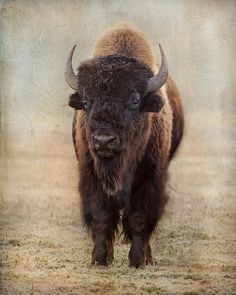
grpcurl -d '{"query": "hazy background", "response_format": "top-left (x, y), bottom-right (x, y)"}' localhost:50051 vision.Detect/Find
top-left (1, 0), bottom-right (236, 158)
top-left (0, 1), bottom-right (236, 294)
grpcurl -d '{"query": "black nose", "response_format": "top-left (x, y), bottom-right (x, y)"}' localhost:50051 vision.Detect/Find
top-left (93, 135), bottom-right (117, 150)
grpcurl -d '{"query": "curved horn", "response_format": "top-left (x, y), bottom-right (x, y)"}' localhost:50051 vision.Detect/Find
top-left (64, 44), bottom-right (78, 91)
top-left (146, 44), bottom-right (168, 94)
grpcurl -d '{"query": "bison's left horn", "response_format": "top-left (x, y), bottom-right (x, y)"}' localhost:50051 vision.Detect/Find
top-left (64, 44), bottom-right (78, 91)
top-left (146, 44), bottom-right (168, 94)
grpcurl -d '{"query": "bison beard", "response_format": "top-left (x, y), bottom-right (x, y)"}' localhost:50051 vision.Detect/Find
top-left (94, 156), bottom-right (124, 196)
top-left (65, 23), bottom-right (184, 268)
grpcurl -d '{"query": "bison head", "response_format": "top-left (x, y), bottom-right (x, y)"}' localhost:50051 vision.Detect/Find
top-left (64, 45), bottom-right (168, 194)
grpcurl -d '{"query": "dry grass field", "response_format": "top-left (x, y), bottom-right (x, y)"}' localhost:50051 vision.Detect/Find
top-left (0, 136), bottom-right (235, 294)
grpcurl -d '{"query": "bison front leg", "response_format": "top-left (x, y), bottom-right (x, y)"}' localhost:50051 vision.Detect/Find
top-left (123, 175), bottom-right (167, 268)
top-left (124, 214), bottom-right (153, 268)
top-left (129, 238), bottom-right (153, 267)
top-left (82, 196), bottom-right (119, 265)
top-left (79, 163), bottom-right (120, 266)
top-left (126, 212), bottom-right (147, 268)
top-left (89, 205), bottom-right (119, 266)
top-left (129, 238), bottom-right (154, 267)
top-left (91, 216), bottom-right (109, 266)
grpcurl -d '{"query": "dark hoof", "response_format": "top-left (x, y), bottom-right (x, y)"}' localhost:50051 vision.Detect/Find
top-left (91, 245), bottom-right (107, 266)
top-left (145, 256), bottom-right (154, 266)
top-left (129, 261), bottom-right (146, 269)
top-left (129, 247), bottom-right (145, 269)
top-left (106, 253), bottom-right (114, 265)
top-left (91, 258), bottom-right (108, 266)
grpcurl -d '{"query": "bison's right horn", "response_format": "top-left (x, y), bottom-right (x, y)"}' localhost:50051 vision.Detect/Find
top-left (64, 44), bottom-right (78, 91)
top-left (146, 44), bottom-right (169, 94)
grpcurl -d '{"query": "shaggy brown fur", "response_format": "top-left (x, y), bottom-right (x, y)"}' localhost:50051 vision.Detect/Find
top-left (68, 23), bottom-right (184, 268)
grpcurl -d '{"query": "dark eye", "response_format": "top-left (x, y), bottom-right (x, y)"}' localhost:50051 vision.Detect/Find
top-left (82, 100), bottom-right (88, 109)
top-left (131, 97), bottom-right (140, 109)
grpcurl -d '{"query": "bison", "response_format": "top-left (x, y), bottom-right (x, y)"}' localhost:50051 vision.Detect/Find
top-left (64, 24), bottom-right (184, 268)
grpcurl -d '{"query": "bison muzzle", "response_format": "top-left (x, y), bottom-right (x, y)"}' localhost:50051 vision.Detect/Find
top-left (64, 23), bottom-right (184, 268)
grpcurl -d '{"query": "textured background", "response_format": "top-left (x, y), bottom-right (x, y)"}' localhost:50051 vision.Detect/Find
top-left (0, 1), bottom-right (236, 294)
top-left (1, 0), bottom-right (236, 158)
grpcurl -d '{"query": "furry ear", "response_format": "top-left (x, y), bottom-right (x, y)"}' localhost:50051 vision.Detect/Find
top-left (68, 92), bottom-right (84, 110)
top-left (141, 94), bottom-right (164, 113)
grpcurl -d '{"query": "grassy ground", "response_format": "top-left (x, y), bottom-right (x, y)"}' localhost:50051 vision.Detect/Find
top-left (0, 152), bottom-right (235, 294)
